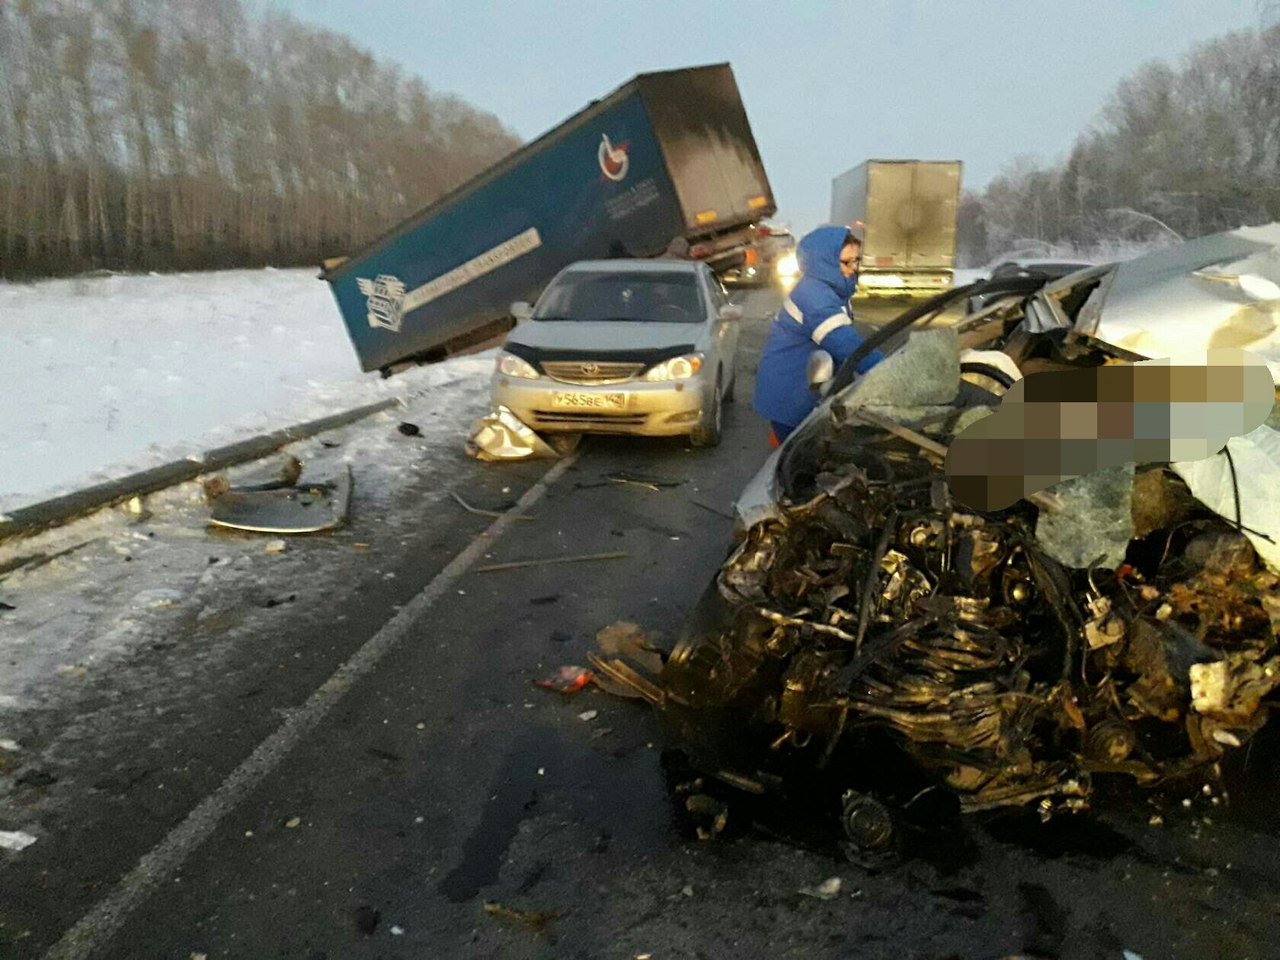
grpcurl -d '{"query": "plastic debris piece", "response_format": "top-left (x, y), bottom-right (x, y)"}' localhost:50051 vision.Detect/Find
top-left (482, 901), bottom-right (561, 933)
top-left (390, 925), bottom-right (405, 936)
top-left (264, 539), bottom-right (287, 553)
top-left (284, 816), bottom-right (301, 828)
top-left (0, 830), bottom-right (38, 852)
top-left (535, 666), bottom-right (593, 694)
top-left (577, 710), bottom-right (599, 722)
top-left (0, 739), bottom-right (19, 751)
top-left (212, 467), bottom-right (351, 535)
top-left (799, 876), bottom-right (843, 900)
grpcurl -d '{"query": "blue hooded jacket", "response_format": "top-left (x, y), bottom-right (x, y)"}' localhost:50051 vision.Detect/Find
top-left (751, 225), bottom-right (884, 428)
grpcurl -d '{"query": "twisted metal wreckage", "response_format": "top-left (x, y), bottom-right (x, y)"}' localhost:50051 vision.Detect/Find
top-left (595, 280), bottom-right (1280, 852)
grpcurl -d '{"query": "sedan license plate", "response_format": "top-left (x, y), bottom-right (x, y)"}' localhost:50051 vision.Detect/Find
top-left (552, 391), bottom-right (626, 410)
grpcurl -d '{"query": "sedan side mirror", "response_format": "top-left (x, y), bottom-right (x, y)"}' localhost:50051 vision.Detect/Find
top-left (718, 303), bottom-right (744, 322)
top-left (511, 301), bottom-right (533, 321)
top-left (806, 349), bottom-right (835, 394)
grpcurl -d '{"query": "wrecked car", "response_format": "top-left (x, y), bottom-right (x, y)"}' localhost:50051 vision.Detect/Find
top-left (595, 226), bottom-right (1280, 856)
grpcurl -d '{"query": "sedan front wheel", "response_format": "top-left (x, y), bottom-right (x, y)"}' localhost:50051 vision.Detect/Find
top-left (690, 374), bottom-right (723, 448)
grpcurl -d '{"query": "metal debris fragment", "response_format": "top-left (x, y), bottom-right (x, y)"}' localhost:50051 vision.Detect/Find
top-left (450, 491), bottom-right (535, 521)
top-left (474, 551), bottom-right (627, 573)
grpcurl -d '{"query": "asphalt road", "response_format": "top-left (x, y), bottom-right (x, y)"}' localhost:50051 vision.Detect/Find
top-left (4, 287), bottom-right (1280, 960)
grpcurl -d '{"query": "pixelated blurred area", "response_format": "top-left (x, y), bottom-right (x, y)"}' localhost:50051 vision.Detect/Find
top-left (947, 350), bottom-right (1276, 511)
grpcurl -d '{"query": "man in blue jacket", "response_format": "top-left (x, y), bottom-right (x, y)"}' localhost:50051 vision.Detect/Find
top-left (752, 225), bottom-right (884, 444)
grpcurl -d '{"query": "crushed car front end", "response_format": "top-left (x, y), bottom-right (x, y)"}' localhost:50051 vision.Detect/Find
top-left (642, 256), bottom-right (1280, 851)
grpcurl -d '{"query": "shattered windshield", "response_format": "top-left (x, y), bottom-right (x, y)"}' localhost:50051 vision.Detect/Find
top-left (534, 271), bottom-right (705, 323)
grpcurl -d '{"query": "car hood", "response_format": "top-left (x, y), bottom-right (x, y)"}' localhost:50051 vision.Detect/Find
top-left (504, 320), bottom-right (705, 354)
top-left (1075, 223), bottom-right (1280, 376)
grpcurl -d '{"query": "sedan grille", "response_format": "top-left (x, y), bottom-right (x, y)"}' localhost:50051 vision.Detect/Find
top-left (532, 410), bottom-right (648, 426)
top-left (541, 360), bottom-right (646, 384)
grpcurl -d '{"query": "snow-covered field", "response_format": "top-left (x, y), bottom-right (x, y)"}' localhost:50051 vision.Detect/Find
top-left (0, 268), bottom-right (472, 513)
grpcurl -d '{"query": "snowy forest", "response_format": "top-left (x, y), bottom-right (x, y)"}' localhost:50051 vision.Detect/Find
top-left (0, 0), bottom-right (521, 278)
top-left (958, 21), bottom-right (1280, 264)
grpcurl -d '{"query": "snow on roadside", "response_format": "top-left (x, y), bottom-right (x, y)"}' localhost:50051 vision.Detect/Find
top-left (0, 267), bottom-right (479, 513)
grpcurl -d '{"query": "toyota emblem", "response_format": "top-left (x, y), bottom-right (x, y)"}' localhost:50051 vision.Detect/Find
top-left (580, 362), bottom-right (600, 376)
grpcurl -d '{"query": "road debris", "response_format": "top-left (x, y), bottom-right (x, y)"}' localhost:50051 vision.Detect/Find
top-left (577, 709), bottom-right (599, 721)
top-left (450, 491), bottom-right (535, 521)
top-left (209, 465), bottom-right (352, 534)
top-left (0, 830), bottom-right (38, 852)
top-left (466, 406), bottom-right (566, 461)
top-left (535, 666), bottom-right (594, 694)
top-left (397, 421), bottom-right (422, 436)
top-left (605, 471), bottom-right (685, 492)
top-left (798, 877), bottom-right (843, 900)
top-left (481, 900), bottom-right (560, 934)
top-left (474, 551), bottom-right (627, 573)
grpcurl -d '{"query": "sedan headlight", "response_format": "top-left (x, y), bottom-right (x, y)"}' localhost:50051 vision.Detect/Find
top-left (776, 252), bottom-right (799, 278)
top-left (644, 353), bottom-right (704, 382)
top-left (496, 352), bottom-right (539, 379)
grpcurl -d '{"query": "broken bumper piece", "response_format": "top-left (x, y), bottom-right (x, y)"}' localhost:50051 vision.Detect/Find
top-left (465, 405), bottom-right (579, 461)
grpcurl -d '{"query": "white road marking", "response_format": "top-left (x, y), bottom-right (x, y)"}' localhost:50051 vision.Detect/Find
top-left (43, 451), bottom-right (580, 960)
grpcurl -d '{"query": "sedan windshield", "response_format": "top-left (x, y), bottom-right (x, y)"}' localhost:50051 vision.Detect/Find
top-left (534, 271), bottom-right (704, 323)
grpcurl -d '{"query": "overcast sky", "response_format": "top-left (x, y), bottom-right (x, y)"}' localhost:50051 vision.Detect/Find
top-left (270, 0), bottom-right (1264, 235)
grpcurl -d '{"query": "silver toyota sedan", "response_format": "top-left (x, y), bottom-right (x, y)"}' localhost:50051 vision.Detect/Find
top-left (490, 259), bottom-right (742, 447)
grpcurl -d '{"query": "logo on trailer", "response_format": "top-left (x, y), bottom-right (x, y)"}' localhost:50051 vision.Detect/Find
top-left (598, 134), bottom-right (629, 182)
top-left (356, 274), bottom-right (408, 333)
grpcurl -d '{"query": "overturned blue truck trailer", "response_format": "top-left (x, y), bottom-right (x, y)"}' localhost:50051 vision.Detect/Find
top-left (322, 63), bottom-right (776, 374)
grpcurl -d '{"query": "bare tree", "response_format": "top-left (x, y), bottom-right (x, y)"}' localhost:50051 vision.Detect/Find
top-left (959, 23), bottom-right (1280, 265)
top-left (0, 0), bottom-right (521, 278)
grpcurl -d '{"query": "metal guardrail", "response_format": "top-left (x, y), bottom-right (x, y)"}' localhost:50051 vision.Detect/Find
top-left (0, 398), bottom-right (401, 543)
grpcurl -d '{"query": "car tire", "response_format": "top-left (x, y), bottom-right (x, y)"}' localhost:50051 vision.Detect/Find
top-left (690, 375), bottom-right (723, 448)
top-left (723, 365), bottom-right (736, 402)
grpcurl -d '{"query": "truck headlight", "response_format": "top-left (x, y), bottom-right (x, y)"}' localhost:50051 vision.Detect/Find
top-left (496, 352), bottom-right (540, 379)
top-left (644, 353), bottom-right (704, 381)
top-left (776, 253), bottom-right (799, 278)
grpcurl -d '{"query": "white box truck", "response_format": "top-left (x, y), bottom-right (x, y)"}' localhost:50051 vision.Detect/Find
top-left (830, 159), bottom-right (961, 295)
